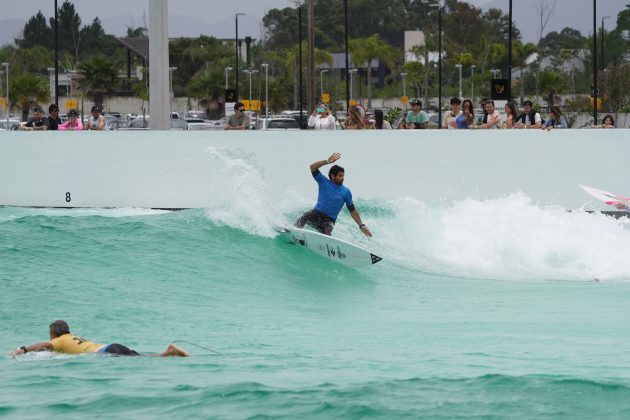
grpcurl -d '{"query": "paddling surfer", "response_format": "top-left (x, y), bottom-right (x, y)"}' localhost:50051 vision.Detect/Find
top-left (295, 153), bottom-right (372, 237)
top-left (9, 320), bottom-right (188, 357)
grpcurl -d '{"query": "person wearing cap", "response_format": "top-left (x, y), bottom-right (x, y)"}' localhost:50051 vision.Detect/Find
top-left (405, 99), bottom-right (429, 129)
top-left (308, 103), bottom-right (336, 130)
top-left (295, 152), bottom-right (372, 238)
top-left (22, 107), bottom-right (49, 131)
top-left (224, 102), bottom-right (250, 130)
top-left (9, 320), bottom-right (189, 357)
top-left (85, 105), bottom-right (107, 130)
top-left (341, 105), bottom-right (366, 129)
top-left (58, 109), bottom-right (83, 131)
top-left (47, 104), bottom-right (62, 130)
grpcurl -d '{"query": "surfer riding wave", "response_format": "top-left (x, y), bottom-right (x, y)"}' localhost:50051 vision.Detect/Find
top-left (295, 153), bottom-right (372, 237)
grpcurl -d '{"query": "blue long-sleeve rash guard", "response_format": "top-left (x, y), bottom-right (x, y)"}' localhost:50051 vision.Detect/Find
top-left (312, 170), bottom-right (355, 221)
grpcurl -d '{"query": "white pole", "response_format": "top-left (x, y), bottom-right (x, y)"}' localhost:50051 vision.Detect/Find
top-left (2, 63), bottom-right (8, 126)
top-left (455, 64), bottom-right (462, 98)
top-left (149, 0), bottom-right (170, 130)
top-left (470, 65), bottom-right (476, 104)
top-left (319, 68), bottom-right (328, 100)
top-left (262, 63), bottom-right (269, 116)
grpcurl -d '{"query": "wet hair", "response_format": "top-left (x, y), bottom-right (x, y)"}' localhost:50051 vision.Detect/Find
top-left (328, 164), bottom-right (344, 179)
top-left (505, 102), bottom-right (517, 116)
top-left (68, 109), bottom-right (79, 118)
top-left (602, 114), bottom-right (614, 125)
top-left (374, 109), bottom-right (385, 129)
top-left (49, 320), bottom-right (70, 336)
top-left (234, 102), bottom-right (244, 110)
top-left (49, 103), bottom-right (59, 113)
top-left (450, 97), bottom-right (461, 105)
top-left (91, 105), bottom-right (101, 113)
top-left (523, 100), bottom-right (533, 108)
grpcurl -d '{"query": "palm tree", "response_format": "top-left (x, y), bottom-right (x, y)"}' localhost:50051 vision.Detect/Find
top-left (282, 42), bottom-right (332, 109)
top-left (79, 55), bottom-right (119, 108)
top-left (10, 74), bottom-right (49, 121)
top-left (349, 35), bottom-right (398, 108)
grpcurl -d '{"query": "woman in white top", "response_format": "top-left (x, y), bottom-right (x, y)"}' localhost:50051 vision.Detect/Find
top-left (308, 103), bottom-right (336, 130)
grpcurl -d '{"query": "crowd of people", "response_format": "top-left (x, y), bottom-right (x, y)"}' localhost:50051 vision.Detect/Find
top-left (19, 105), bottom-right (108, 131)
top-left (14, 100), bottom-right (619, 132)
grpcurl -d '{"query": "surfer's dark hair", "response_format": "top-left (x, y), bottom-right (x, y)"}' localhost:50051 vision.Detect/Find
top-left (49, 320), bottom-right (70, 336)
top-left (328, 165), bottom-right (344, 179)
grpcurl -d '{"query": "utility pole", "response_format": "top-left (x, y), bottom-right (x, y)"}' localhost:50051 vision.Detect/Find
top-left (306, 0), bottom-right (315, 112)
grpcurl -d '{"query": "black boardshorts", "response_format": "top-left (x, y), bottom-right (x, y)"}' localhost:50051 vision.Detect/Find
top-left (295, 209), bottom-right (335, 236)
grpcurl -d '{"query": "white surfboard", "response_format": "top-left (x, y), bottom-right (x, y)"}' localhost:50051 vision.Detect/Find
top-left (579, 184), bottom-right (630, 211)
top-left (277, 226), bottom-right (382, 267)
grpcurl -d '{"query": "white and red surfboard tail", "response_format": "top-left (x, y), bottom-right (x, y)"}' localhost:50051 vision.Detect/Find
top-left (579, 185), bottom-right (630, 211)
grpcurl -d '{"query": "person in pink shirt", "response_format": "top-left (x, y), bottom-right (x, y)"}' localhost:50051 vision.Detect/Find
top-left (58, 109), bottom-right (83, 131)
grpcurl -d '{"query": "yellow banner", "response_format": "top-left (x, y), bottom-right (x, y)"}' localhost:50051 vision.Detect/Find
top-left (0, 97), bottom-right (7, 108)
top-left (66, 99), bottom-right (78, 109)
top-left (321, 93), bottom-right (330, 103)
top-left (242, 100), bottom-right (261, 111)
top-left (401, 95), bottom-right (409, 105)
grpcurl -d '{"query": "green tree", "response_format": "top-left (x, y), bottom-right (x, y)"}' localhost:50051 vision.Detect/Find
top-left (349, 35), bottom-right (399, 107)
top-left (80, 18), bottom-right (120, 60)
top-left (20, 11), bottom-right (52, 49)
top-left (10, 74), bottom-right (49, 121)
top-left (79, 55), bottom-right (120, 108)
top-left (51, 1), bottom-right (81, 65)
top-left (186, 68), bottom-right (224, 119)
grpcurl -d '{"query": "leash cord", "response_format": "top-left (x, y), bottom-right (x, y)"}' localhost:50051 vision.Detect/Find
top-left (172, 340), bottom-right (221, 355)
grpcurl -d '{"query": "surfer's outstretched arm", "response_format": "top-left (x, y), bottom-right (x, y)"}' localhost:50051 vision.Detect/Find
top-left (310, 152), bottom-right (341, 172)
top-left (350, 209), bottom-right (372, 237)
top-left (9, 341), bottom-right (53, 357)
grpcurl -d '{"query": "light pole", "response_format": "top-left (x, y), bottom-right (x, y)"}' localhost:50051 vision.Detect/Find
top-left (470, 65), bottom-right (476, 104)
top-left (243, 69), bottom-right (258, 110)
top-left (235, 12), bottom-right (245, 100)
top-left (168, 66), bottom-right (176, 117)
top-left (490, 69), bottom-right (500, 79)
top-left (224, 66), bottom-right (233, 90)
top-left (349, 68), bottom-right (358, 103)
top-left (2, 62), bottom-right (8, 126)
top-left (455, 63), bottom-right (463, 98)
top-left (319, 68), bottom-right (328, 100)
top-left (601, 16), bottom-right (611, 69)
top-left (261, 63), bottom-right (269, 116)
top-left (400, 72), bottom-right (407, 99)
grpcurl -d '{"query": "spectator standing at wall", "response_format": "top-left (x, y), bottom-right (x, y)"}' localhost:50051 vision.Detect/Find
top-left (515, 100), bottom-right (542, 129)
top-left (543, 106), bottom-right (568, 130)
top-left (342, 106), bottom-right (366, 129)
top-left (458, 99), bottom-right (474, 128)
top-left (373, 109), bottom-right (391, 129)
top-left (442, 97), bottom-right (462, 129)
top-left (503, 102), bottom-right (517, 129)
top-left (58, 109), bottom-right (83, 131)
top-left (479, 100), bottom-right (501, 129)
top-left (592, 114), bottom-right (615, 128)
top-left (224, 102), bottom-right (250, 130)
top-left (85, 105), bottom-right (107, 130)
top-left (47, 104), bottom-right (62, 131)
top-left (480, 99), bottom-right (489, 125)
top-left (21, 107), bottom-right (49, 131)
top-left (308, 103), bottom-right (336, 130)
top-left (405, 99), bottom-right (429, 129)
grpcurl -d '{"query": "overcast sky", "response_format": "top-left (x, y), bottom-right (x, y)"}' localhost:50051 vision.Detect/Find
top-left (1, 0), bottom-right (628, 46)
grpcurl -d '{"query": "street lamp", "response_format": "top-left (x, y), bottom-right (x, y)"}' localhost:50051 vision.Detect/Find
top-left (455, 63), bottom-right (463, 98)
top-left (319, 68), bottom-right (328, 100)
top-left (400, 72), bottom-right (408, 99)
top-left (168, 66), bottom-right (176, 117)
top-left (348, 68), bottom-right (358, 103)
top-left (470, 65), bottom-right (476, 104)
top-left (261, 63), bottom-right (269, 117)
top-left (224, 66), bottom-right (233, 90)
top-left (490, 69), bottom-right (500, 78)
top-left (243, 69), bottom-right (258, 110)
top-left (602, 16), bottom-right (611, 69)
top-left (2, 62), bottom-right (9, 127)
top-left (235, 12), bottom-right (246, 100)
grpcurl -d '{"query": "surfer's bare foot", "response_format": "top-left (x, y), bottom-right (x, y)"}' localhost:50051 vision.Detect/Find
top-left (161, 343), bottom-right (189, 357)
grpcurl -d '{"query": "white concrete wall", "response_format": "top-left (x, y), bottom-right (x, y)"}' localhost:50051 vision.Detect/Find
top-left (0, 129), bottom-right (628, 210)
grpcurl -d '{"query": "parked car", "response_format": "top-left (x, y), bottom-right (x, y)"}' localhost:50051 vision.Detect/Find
top-left (280, 110), bottom-right (308, 129)
top-left (0, 119), bottom-right (22, 130)
top-left (182, 110), bottom-right (208, 120)
top-left (186, 121), bottom-right (224, 130)
top-left (256, 116), bottom-right (300, 130)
